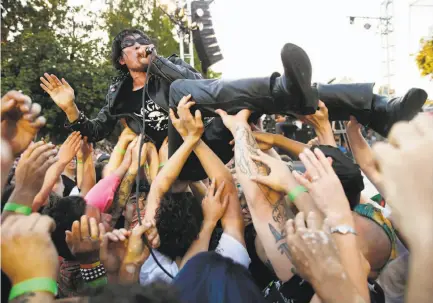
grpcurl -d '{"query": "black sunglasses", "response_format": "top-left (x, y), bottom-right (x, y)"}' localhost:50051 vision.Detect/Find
top-left (121, 37), bottom-right (151, 50)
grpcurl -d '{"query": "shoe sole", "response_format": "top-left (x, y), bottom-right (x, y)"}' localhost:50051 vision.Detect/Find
top-left (398, 88), bottom-right (428, 121)
top-left (281, 43), bottom-right (318, 114)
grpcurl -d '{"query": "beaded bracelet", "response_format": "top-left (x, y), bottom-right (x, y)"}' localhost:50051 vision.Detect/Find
top-left (80, 262), bottom-right (106, 282)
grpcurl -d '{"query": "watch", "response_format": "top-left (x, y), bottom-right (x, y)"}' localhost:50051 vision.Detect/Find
top-left (330, 225), bottom-right (357, 235)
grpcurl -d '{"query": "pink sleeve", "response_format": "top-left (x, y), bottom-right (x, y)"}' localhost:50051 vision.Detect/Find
top-left (84, 174), bottom-right (121, 213)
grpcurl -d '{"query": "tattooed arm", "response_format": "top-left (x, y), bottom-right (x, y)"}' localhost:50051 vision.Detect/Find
top-left (110, 170), bottom-right (137, 228)
top-left (232, 121), bottom-right (294, 282)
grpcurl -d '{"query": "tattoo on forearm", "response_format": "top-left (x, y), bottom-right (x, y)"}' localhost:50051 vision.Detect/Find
top-left (272, 197), bottom-right (290, 226)
top-left (234, 125), bottom-right (269, 176)
top-left (111, 171), bottom-right (136, 226)
top-left (269, 223), bottom-right (291, 260)
top-left (10, 292), bottom-right (35, 303)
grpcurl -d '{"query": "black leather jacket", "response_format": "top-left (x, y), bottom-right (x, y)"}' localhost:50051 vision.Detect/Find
top-left (66, 54), bottom-right (203, 143)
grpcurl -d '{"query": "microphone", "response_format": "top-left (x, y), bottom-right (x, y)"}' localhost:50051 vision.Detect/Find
top-left (145, 46), bottom-right (155, 55)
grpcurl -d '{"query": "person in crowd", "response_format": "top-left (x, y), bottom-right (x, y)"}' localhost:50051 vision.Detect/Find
top-left (41, 29), bottom-right (426, 182)
top-left (2, 47), bottom-right (433, 303)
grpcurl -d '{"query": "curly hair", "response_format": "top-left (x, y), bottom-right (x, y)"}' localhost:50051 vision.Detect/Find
top-left (111, 28), bottom-right (152, 74)
top-left (155, 192), bottom-right (203, 260)
top-left (42, 195), bottom-right (86, 260)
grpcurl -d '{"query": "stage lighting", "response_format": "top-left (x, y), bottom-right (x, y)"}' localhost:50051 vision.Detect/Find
top-left (191, 0), bottom-right (223, 74)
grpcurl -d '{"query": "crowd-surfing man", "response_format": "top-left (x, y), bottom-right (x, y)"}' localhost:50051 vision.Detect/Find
top-left (40, 28), bottom-right (427, 180)
top-left (1, 27), bottom-right (431, 303)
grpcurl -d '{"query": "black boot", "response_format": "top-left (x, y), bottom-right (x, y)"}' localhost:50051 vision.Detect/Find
top-left (369, 88), bottom-right (427, 136)
top-left (317, 83), bottom-right (427, 136)
top-left (272, 43), bottom-right (318, 115)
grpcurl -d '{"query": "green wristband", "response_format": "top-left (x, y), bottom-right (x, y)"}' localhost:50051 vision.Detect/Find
top-left (4, 202), bottom-right (32, 215)
top-left (158, 162), bottom-right (165, 168)
top-left (9, 278), bottom-right (57, 300)
top-left (287, 186), bottom-right (308, 202)
top-left (77, 160), bottom-right (83, 164)
top-left (116, 147), bottom-right (126, 155)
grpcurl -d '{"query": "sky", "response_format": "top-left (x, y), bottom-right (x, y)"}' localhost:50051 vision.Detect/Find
top-left (71, 0), bottom-right (432, 97)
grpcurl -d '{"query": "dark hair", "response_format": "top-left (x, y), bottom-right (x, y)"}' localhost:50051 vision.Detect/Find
top-left (174, 252), bottom-right (266, 303)
top-left (111, 28), bottom-right (151, 73)
top-left (87, 282), bottom-right (180, 303)
top-left (42, 196), bottom-right (86, 260)
top-left (155, 192), bottom-right (203, 260)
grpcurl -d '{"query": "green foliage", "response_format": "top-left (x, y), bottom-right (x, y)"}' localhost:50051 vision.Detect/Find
top-left (416, 38), bottom-right (433, 79)
top-left (1, 0), bottom-right (221, 142)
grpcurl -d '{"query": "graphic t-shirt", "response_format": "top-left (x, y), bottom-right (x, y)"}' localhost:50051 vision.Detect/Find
top-left (121, 88), bottom-right (169, 148)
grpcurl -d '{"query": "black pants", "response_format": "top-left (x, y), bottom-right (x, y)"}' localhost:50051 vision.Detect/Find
top-left (168, 78), bottom-right (374, 181)
top-left (168, 77), bottom-right (276, 181)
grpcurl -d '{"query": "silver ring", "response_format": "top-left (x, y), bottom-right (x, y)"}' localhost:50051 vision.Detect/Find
top-left (312, 176), bottom-right (320, 182)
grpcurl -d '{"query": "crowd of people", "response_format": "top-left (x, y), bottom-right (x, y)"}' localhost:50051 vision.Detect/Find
top-left (1, 28), bottom-right (432, 303)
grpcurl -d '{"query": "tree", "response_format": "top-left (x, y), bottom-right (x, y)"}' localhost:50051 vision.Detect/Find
top-left (102, 0), bottom-right (221, 77)
top-left (416, 38), bottom-right (433, 80)
top-left (1, 0), bottom-right (113, 142)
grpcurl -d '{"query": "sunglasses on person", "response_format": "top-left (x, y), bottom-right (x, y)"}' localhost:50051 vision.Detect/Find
top-left (121, 37), bottom-right (151, 50)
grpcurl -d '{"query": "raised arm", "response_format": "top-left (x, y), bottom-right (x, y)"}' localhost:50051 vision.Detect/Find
top-left (40, 74), bottom-right (117, 142)
top-left (104, 126), bottom-right (137, 176)
top-left (145, 97), bottom-right (203, 220)
top-left (253, 131), bottom-right (308, 157)
top-left (180, 180), bottom-right (228, 268)
top-left (171, 97), bottom-right (244, 243)
top-left (76, 137), bottom-right (96, 196)
top-left (346, 116), bottom-right (385, 195)
top-left (300, 101), bottom-right (337, 147)
top-left (33, 132), bottom-right (81, 210)
top-left (216, 109), bottom-right (295, 282)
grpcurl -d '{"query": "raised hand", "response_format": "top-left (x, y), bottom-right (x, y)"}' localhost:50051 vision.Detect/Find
top-left (1, 213), bottom-right (58, 284)
top-left (77, 136), bottom-right (93, 161)
top-left (372, 114), bottom-right (433, 244)
top-left (58, 131), bottom-right (82, 165)
top-left (292, 148), bottom-right (351, 222)
top-left (215, 109), bottom-right (252, 134)
top-left (169, 95), bottom-right (204, 141)
top-left (202, 178), bottom-right (229, 226)
top-left (14, 141), bottom-right (58, 204)
top-left (252, 132), bottom-right (275, 150)
top-left (1, 91), bottom-right (46, 156)
top-left (249, 149), bottom-right (292, 193)
top-left (65, 215), bottom-right (102, 264)
top-left (299, 100), bottom-right (329, 130)
top-left (285, 212), bottom-right (342, 283)
top-left (100, 227), bottom-right (130, 274)
top-left (118, 126), bottom-right (137, 146)
top-left (346, 116), bottom-right (362, 134)
top-left (40, 73), bottom-right (75, 113)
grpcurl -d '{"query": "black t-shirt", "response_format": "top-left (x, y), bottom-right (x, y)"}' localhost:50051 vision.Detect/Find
top-left (121, 88), bottom-right (169, 149)
top-left (61, 175), bottom-right (75, 197)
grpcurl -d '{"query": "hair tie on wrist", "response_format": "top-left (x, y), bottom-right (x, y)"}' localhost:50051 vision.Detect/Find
top-left (4, 202), bottom-right (32, 215)
top-left (287, 185), bottom-right (308, 202)
top-left (9, 278), bottom-right (57, 300)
